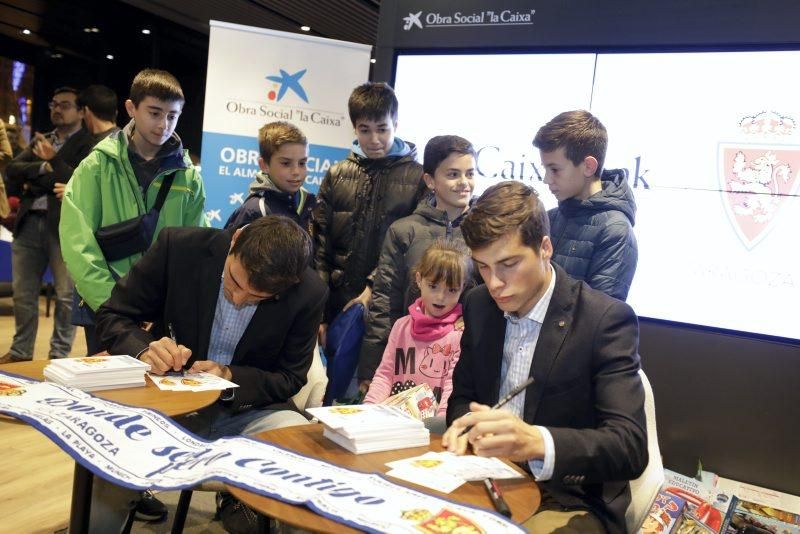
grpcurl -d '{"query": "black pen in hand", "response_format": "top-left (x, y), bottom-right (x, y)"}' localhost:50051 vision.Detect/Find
top-left (459, 376), bottom-right (535, 437)
top-left (168, 323), bottom-right (188, 372)
top-left (484, 478), bottom-right (511, 517)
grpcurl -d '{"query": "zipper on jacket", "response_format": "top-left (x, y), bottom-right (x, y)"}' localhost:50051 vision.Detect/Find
top-left (143, 168), bottom-right (186, 212)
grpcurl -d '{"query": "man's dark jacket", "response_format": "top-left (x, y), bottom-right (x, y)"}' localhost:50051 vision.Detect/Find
top-left (6, 128), bottom-right (94, 237)
top-left (447, 263), bottom-right (647, 533)
top-left (95, 226), bottom-right (328, 412)
top-left (313, 147), bottom-right (425, 323)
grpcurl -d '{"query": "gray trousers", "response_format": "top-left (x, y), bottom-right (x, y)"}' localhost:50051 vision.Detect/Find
top-left (10, 214), bottom-right (75, 359)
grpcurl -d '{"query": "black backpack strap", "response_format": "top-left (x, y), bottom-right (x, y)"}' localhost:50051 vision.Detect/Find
top-left (152, 173), bottom-right (176, 213)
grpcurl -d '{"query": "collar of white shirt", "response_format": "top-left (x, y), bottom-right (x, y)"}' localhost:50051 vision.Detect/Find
top-left (503, 264), bottom-right (556, 325)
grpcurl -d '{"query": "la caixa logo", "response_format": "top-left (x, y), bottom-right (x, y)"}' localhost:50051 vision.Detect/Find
top-left (265, 68), bottom-right (309, 103)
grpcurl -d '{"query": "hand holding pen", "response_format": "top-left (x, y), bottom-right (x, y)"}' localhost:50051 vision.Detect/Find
top-left (458, 377), bottom-right (535, 437)
top-left (139, 323), bottom-right (192, 375)
top-left (170, 323), bottom-right (234, 381)
top-left (442, 377), bottom-right (545, 461)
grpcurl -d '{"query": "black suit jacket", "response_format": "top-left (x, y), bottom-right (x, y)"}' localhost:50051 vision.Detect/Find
top-left (5, 128), bottom-right (94, 237)
top-left (447, 263), bottom-right (647, 533)
top-left (95, 227), bottom-right (328, 413)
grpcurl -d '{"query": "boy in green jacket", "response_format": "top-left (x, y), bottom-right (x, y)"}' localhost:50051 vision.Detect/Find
top-left (59, 69), bottom-right (207, 520)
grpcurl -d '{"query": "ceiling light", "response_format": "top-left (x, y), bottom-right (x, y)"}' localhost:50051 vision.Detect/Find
top-left (300, 25), bottom-right (311, 32)
top-left (370, 58), bottom-right (376, 64)
top-left (141, 28), bottom-right (151, 35)
top-left (22, 29), bottom-right (31, 35)
top-left (105, 54), bottom-right (114, 60)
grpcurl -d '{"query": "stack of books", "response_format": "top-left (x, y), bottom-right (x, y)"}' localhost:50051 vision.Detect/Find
top-left (44, 355), bottom-right (150, 391)
top-left (307, 404), bottom-right (430, 454)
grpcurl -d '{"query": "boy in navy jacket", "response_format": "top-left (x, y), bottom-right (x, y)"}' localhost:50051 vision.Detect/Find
top-left (533, 110), bottom-right (637, 301)
top-left (225, 121), bottom-right (315, 235)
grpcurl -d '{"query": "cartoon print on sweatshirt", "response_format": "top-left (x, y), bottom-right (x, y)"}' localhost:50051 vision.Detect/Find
top-left (420, 342), bottom-right (458, 379)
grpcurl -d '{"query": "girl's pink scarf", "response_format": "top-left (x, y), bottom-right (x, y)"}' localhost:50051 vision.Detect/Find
top-left (408, 297), bottom-right (463, 341)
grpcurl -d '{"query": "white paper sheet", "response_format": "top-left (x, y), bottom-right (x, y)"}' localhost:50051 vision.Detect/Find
top-left (386, 451), bottom-right (523, 481)
top-left (147, 372), bottom-right (238, 391)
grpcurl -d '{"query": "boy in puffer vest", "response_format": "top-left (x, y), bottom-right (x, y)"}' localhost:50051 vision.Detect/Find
top-left (533, 110), bottom-right (638, 301)
top-left (313, 82), bottom-right (426, 376)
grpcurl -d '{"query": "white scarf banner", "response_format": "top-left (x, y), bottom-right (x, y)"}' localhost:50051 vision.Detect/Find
top-left (200, 21), bottom-right (371, 226)
top-left (0, 373), bottom-right (523, 534)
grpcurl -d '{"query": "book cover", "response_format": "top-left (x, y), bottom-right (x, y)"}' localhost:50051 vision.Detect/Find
top-left (716, 476), bottom-right (800, 522)
top-left (381, 383), bottom-right (438, 420)
top-left (663, 470), bottom-right (735, 533)
top-left (640, 489), bottom-right (686, 533)
top-left (724, 498), bottom-right (800, 534)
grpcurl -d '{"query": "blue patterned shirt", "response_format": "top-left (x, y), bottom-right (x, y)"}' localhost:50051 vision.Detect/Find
top-left (500, 265), bottom-right (557, 480)
top-left (207, 278), bottom-right (258, 366)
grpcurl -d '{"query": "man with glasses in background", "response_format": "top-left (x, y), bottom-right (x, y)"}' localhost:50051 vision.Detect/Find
top-left (1, 87), bottom-right (93, 364)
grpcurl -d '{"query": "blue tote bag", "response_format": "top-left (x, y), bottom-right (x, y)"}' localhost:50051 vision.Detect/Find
top-left (322, 303), bottom-right (365, 405)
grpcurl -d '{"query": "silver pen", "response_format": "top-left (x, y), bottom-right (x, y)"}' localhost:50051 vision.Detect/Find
top-left (168, 323), bottom-right (177, 343)
top-left (493, 376), bottom-right (536, 411)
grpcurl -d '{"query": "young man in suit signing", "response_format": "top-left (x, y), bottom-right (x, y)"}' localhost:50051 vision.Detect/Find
top-left (92, 215), bottom-right (327, 531)
top-left (442, 181), bottom-right (647, 533)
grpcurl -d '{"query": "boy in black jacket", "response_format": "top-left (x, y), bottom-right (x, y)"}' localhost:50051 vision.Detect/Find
top-left (225, 121), bottom-right (315, 235)
top-left (314, 82), bottom-right (426, 370)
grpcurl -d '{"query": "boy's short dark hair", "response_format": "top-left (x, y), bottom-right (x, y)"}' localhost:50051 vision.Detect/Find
top-left (78, 85), bottom-right (118, 121)
top-left (533, 110), bottom-right (608, 177)
top-left (258, 121), bottom-right (307, 161)
top-left (348, 82), bottom-right (398, 126)
top-left (53, 86), bottom-right (80, 105)
top-left (461, 181), bottom-right (550, 253)
top-left (129, 69), bottom-right (184, 106)
top-left (423, 135), bottom-right (476, 175)
top-left (230, 215), bottom-right (311, 295)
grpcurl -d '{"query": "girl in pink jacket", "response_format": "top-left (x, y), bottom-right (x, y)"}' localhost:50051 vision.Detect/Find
top-left (364, 239), bottom-right (472, 416)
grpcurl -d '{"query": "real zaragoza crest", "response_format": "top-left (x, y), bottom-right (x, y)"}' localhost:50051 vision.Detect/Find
top-left (719, 111), bottom-right (800, 249)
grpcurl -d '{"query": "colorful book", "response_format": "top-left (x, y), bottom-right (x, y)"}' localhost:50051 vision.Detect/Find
top-left (381, 383), bottom-right (438, 420)
top-left (640, 489), bottom-right (686, 533)
top-left (663, 470), bottom-right (736, 533)
top-left (724, 497), bottom-right (800, 534)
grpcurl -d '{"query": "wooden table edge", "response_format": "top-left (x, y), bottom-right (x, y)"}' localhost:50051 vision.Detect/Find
top-left (0, 359), bottom-right (220, 417)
